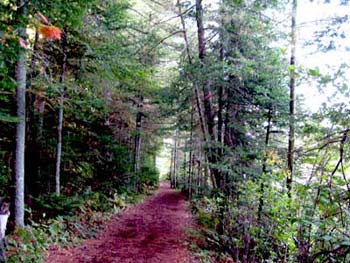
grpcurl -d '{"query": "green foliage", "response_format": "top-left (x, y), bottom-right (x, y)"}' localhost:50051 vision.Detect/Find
top-left (0, 108), bottom-right (17, 123)
top-left (83, 190), bottom-right (110, 212)
top-left (134, 165), bottom-right (160, 193)
top-left (140, 166), bottom-right (160, 188)
top-left (7, 227), bottom-right (48, 263)
top-left (33, 194), bottom-right (83, 218)
top-left (0, 157), bottom-right (10, 197)
top-left (191, 181), bottom-right (298, 261)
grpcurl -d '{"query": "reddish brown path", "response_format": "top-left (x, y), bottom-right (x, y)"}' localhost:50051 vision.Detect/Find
top-left (45, 182), bottom-right (197, 263)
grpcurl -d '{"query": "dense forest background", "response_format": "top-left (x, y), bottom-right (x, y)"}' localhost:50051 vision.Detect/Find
top-left (1, 0), bottom-right (350, 262)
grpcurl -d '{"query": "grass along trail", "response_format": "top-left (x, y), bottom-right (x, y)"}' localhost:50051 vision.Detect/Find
top-left (45, 181), bottom-right (198, 263)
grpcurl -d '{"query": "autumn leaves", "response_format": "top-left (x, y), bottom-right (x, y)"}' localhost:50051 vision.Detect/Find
top-left (36, 12), bottom-right (62, 41)
top-left (16, 12), bottom-right (62, 48)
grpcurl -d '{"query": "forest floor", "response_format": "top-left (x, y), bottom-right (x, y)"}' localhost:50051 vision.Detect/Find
top-left (45, 181), bottom-right (198, 263)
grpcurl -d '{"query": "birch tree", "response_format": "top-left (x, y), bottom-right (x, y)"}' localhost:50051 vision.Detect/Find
top-left (14, 0), bottom-right (27, 227)
top-left (287, 0), bottom-right (297, 195)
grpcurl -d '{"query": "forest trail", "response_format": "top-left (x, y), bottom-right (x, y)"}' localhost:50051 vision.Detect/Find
top-left (45, 182), bottom-right (197, 263)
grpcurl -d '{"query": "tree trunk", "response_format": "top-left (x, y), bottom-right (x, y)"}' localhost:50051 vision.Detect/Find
top-left (14, 0), bottom-right (27, 227)
top-left (26, 29), bottom-right (41, 198)
top-left (196, 152), bottom-right (202, 194)
top-left (55, 29), bottom-right (67, 196)
top-left (177, 0), bottom-right (193, 64)
top-left (196, 0), bottom-right (214, 139)
top-left (217, 22), bottom-right (225, 190)
top-left (183, 151), bottom-right (187, 181)
top-left (196, 0), bottom-right (206, 61)
top-left (172, 131), bottom-right (178, 188)
top-left (188, 103), bottom-right (194, 198)
top-left (195, 0), bottom-right (220, 188)
top-left (287, 0), bottom-right (297, 196)
top-left (178, 0), bottom-right (215, 190)
top-left (170, 148), bottom-right (174, 187)
top-left (134, 96), bottom-right (143, 174)
top-left (258, 109), bottom-right (272, 222)
top-left (55, 92), bottom-right (64, 195)
top-left (177, 0), bottom-right (208, 143)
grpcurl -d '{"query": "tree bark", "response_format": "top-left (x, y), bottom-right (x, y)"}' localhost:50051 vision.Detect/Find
top-left (196, 0), bottom-right (214, 139)
top-left (134, 96), bottom-right (143, 173)
top-left (170, 148), bottom-right (174, 187)
top-left (55, 29), bottom-right (67, 196)
top-left (195, 0), bottom-right (206, 60)
top-left (188, 104), bottom-right (194, 198)
top-left (177, 0), bottom-right (208, 142)
top-left (258, 109), bottom-right (272, 222)
top-left (55, 92), bottom-right (64, 195)
top-left (26, 29), bottom-right (41, 198)
top-left (14, 0), bottom-right (27, 227)
top-left (172, 131), bottom-right (178, 188)
top-left (196, 152), bottom-right (202, 194)
top-left (217, 19), bottom-right (225, 189)
top-left (287, 0), bottom-right (297, 196)
top-left (196, 0), bottom-right (220, 188)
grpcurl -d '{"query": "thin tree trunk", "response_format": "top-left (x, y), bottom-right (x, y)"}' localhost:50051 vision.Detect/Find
top-left (196, 0), bottom-right (214, 139)
top-left (177, 0), bottom-right (193, 64)
top-left (183, 151), bottom-right (187, 186)
top-left (188, 103), bottom-right (194, 198)
top-left (194, 86), bottom-right (208, 140)
top-left (37, 98), bottom-right (45, 140)
top-left (55, 92), bottom-right (64, 195)
top-left (170, 148), bottom-right (174, 187)
top-left (177, 0), bottom-right (213, 190)
top-left (177, 0), bottom-right (208, 142)
top-left (217, 20), bottom-right (225, 190)
top-left (187, 152), bottom-right (193, 196)
top-left (195, 0), bottom-right (220, 188)
top-left (287, 0), bottom-right (297, 196)
top-left (215, 34), bottom-right (229, 233)
top-left (14, 0), bottom-right (27, 227)
top-left (41, 41), bottom-right (50, 192)
top-left (172, 131), bottom-right (178, 188)
top-left (196, 0), bottom-right (206, 61)
top-left (25, 29), bottom-right (39, 203)
top-left (196, 152), bottom-right (202, 194)
top-left (258, 109), bottom-right (272, 222)
top-left (134, 112), bottom-right (142, 173)
top-left (134, 96), bottom-right (143, 174)
top-left (55, 29), bottom-right (67, 196)
top-left (178, 0), bottom-right (218, 188)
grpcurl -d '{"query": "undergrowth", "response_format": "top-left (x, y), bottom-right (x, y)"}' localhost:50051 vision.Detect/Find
top-left (189, 197), bottom-right (234, 263)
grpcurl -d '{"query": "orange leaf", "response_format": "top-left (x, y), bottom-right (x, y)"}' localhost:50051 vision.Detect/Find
top-left (38, 25), bottom-right (62, 40)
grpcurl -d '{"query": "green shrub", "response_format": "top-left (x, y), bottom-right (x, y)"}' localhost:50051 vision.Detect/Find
top-left (33, 194), bottom-right (83, 219)
top-left (136, 166), bottom-right (160, 193)
top-left (7, 226), bottom-right (49, 263)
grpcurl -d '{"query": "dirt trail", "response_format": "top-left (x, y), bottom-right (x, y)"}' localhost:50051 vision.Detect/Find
top-left (45, 182), bottom-right (197, 263)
